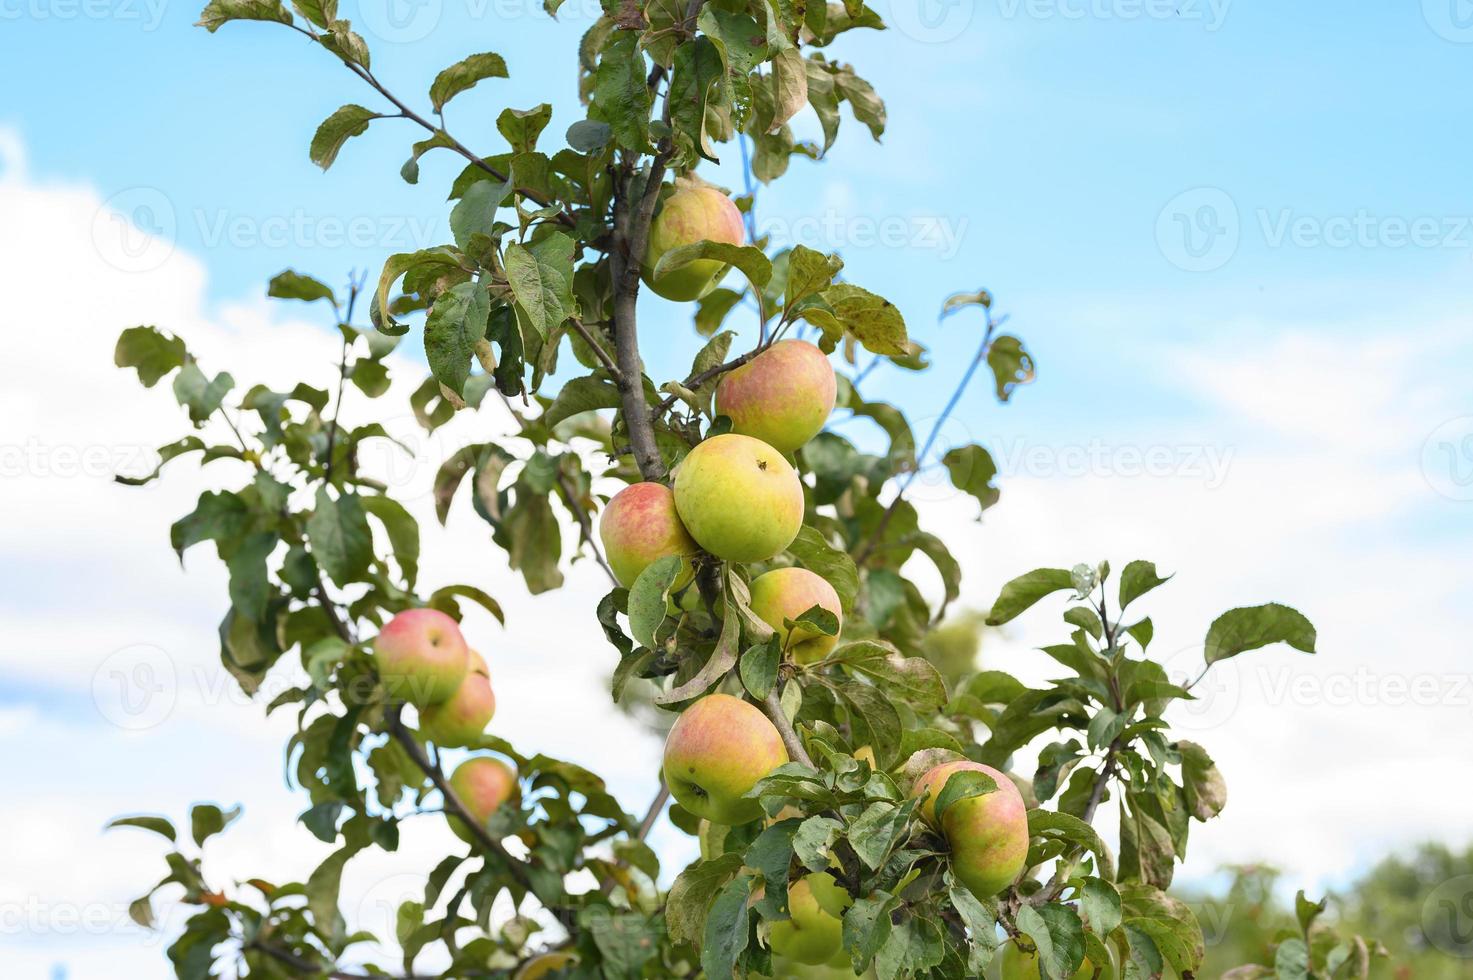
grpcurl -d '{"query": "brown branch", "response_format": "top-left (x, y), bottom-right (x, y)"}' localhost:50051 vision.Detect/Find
top-left (566, 317), bottom-right (623, 381)
top-left (597, 781), bottom-right (671, 896)
top-left (652, 344), bottom-right (765, 418)
top-left (247, 938), bottom-right (447, 979)
top-left (610, 157), bottom-right (671, 482)
top-left (555, 472), bottom-right (619, 587)
top-left (763, 685), bottom-right (813, 768)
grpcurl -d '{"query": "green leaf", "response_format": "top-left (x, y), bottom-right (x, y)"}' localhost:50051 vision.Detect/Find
top-left (942, 444), bottom-right (1000, 515)
top-left (195, 0), bottom-right (291, 31)
top-left (306, 486), bottom-right (373, 588)
top-left (836, 681), bottom-right (901, 766)
top-left (429, 52), bottom-right (508, 112)
top-left (652, 241), bottom-right (772, 295)
top-left (172, 362), bottom-right (234, 425)
top-left (498, 103), bottom-right (552, 154)
top-left (785, 245), bottom-right (844, 309)
top-left (361, 495), bottom-right (420, 589)
top-left (190, 803), bottom-right (241, 847)
top-left (1294, 890), bottom-right (1326, 936)
top-left (628, 555), bottom-right (682, 650)
top-left (1015, 903), bottom-right (1085, 980)
top-left (700, 874), bottom-right (753, 980)
top-left (932, 768), bottom-right (997, 824)
top-left (1118, 560), bottom-right (1171, 610)
top-left (1080, 877), bottom-right (1122, 936)
top-left (427, 583), bottom-right (505, 624)
top-left (306, 844), bottom-right (360, 944)
top-left (740, 638), bottom-right (781, 700)
top-left (655, 571), bottom-right (743, 705)
top-left (566, 119), bottom-right (611, 152)
top-left (785, 525), bottom-right (859, 613)
top-left (504, 232), bottom-right (576, 339)
top-left (847, 799), bottom-right (919, 870)
top-left (371, 247), bottom-right (468, 335)
top-left (986, 568), bottom-right (1074, 626)
top-left (950, 885), bottom-right (1001, 973)
top-left (668, 37), bottom-right (724, 163)
top-left (1203, 603), bottom-right (1316, 664)
top-left (666, 854), bottom-right (743, 947)
top-left (1275, 938), bottom-right (1310, 980)
top-left (116, 326), bottom-right (188, 388)
top-left (940, 288), bottom-right (992, 320)
top-left (543, 374), bottom-right (621, 428)
top-left (806, 282), bottom-right (908, 356)
top-left (1177, 740), bottom-right (1226, 822)
top-left (592, 33), bottom-right (651, 152)
top-left (309, 104), bottom-right (379, 170)
top-left (1027, 808), bottom-right (1116, 882)
top-left (424, 280), bottom-right (491, 396)
top-left (987, 334), bottom-right (1035, 401)
top-left (289, 0), bottom-right (334, 26)
top-left (842, 891), bottom-right (900, 970)
top-left (792, 815), bottom-right (844, 871)
top-left (267, 269), bottom-right (336, 306)
top-left (837, 641), bottom-right (947, 712)
top-left (106, 815), bottom-right (176, 842)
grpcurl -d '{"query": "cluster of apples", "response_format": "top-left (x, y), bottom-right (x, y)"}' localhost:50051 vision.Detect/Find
top-left (373, 608), bottom-right (517, 843)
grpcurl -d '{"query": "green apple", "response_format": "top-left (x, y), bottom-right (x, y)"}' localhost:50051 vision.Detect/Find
top-left (662, 693), bottom-right (788, 824)
top-left (374, 608), bottom-right (469, 707)
top-left (445, 757), bottom-right (518, 844)
top-left (1000, 938), bottom-right (1113, 980)
top-left (673, 434), bottom-right (804, 563)
top-left (714, 339), bottom-right (836, 453)
top-left (912, 760), bottom-right (1028, 900)
top-left (598, 481), bottom-right (697, 589)
top-left (420, 648), bottom-right (496, 747)
top-left (641, 179), bottom-right (745, 302)
top-left (749, 566), bottom-right (843, 664)
top-left (769, 872), bottom-right (852, 965)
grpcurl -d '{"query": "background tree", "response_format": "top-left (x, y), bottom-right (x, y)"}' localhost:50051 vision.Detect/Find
top-left (107, 1), bottom-right (1389, 976)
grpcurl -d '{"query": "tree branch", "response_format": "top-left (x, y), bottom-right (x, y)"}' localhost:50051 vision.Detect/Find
top-left (566, 316), bottom-right (623, 381)
top-left (764, 685), bottom-right (813, 768)
top-left (555, 471), bottom-right (619, 587)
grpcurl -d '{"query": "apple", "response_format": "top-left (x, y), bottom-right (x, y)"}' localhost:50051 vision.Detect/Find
top-left (598, 481), bottom-right (698, 590)
top-left (642, 180), bottom-right (745, 302)
top-left (768, 872), bottom-right (852, 965)
top-left (673, 434), bottom-right (805, 563)
top-left (714, 340), bottom-right (836, 453)
top-left (513, 952), bottom-right (579, 979)
top-left (445, 757), bottom-right (518, 844)
top-left (420, 649), bottom-right (496, 747)
top-left (662, 692), bottom-right (788, 824)
top-left (374, 608), bottom-right (469, 707)
top-left (749, 567), bottom-right (843, 664)
top-left (1000, 938), bottom-right (1113, 980)
top-left (912, 760), bottom-right (1028, 900)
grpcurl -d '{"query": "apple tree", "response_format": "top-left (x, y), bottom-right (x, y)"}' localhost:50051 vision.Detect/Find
top-left (107, 1), bottom-right (1388, 977)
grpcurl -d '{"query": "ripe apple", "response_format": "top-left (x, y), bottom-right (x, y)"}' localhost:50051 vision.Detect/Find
top-left (374, 608), bottom-right (469, 707)
top-left (420, 649), bottom-right (496, 748)
top-left (673, 434), bottom-right (804, 563)
top-left (912, 760), bottom-right (1028, 900)
top-left (445, 757), bottom-right (518, 844)
top-left (598, 481), bottom-right (697, 590)
top-left (714, 340), bottom-right (836, 453)
top-left (768, 872), bottom-right (852, 965)
top-left (662, 693), bottom-right (788, 824)
top-left (1000, 938), bottom-right (1113, 980)
top-left (749, 567), bottom-right (843, 664)
top-left (642, 180), bottom-right (745, 302)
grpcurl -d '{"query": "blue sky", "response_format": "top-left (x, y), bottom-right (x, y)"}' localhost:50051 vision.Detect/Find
top-left (4, 2), bottom-right (1473, 977)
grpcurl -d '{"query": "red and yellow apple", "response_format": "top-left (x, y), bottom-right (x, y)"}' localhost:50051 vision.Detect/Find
top-left (420, 648), bottom-right (496, 747)
top-left (714, 340), bottom-right (836, 453)
top-left (673, 434), bottom-right (804, 563)
top-left (749, 567), bottom-right (843, 664)
top-left (662, 693), bottom-right (788, 824)
top-left (912, 760), bottom-right (1028, 900)
top-left (642, 180), bottom-right (745, 302)
top-left (768, 872), bottom-right (852, 965)
top-left (445, 756), bottom-right (518, 844)
top-left (598, 482), bottom-right (697, 590)
top-left (374, 608), bottom-right (468, 707)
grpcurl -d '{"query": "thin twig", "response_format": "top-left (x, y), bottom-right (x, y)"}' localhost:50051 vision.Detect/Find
top-left (763, 685), bottom-right (813, 768)
top-left (555, 472), bottom-right (618, 586)
top-left (566, 317), bottom-right (623, 380)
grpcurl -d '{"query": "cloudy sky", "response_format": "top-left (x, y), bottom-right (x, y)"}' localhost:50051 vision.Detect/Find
top-left (4, 3), bottom-right (1473, 977)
